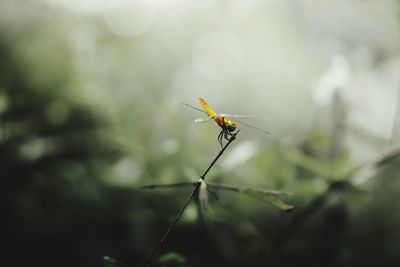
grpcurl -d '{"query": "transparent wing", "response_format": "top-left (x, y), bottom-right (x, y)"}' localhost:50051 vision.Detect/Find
top-left (234, 119), bottom-right (270, 135)
top-left (181, 102), bottom-right (207, 114)
top-left (195, 117), bottom-right (212, 123)
top-left (181, 103), bottom-right (254, 119)
top-left (220, 114), bottom-right (255, 119)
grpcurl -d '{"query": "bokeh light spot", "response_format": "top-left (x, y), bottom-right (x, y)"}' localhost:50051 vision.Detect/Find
top-left (192, 31), bottom-right (244, 81)
top-left (107, 156), bottom-right (142, 186)
top-left (104, 2), bottom-right (155, 38)
top-left (19, 138), bottom-right (55, 161)
top-left (162, 139), bottom-right (179, 155)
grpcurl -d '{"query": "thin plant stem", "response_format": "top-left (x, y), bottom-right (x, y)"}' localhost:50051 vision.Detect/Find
top-left (200, 129), bottom-right (240, 180)
top-left (207, 182), bottom-right (291, 196)
top-left (139, 181), bottom-right (292, 202)
top-left (144, 181), bottom-right (200, 266)
top-left (144, 130), bottom-right (240, 266)
top-left (139, 182), bottom-right (195, 189)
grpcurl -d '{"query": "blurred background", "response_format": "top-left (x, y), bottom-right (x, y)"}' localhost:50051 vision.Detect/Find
top-left (1, 0), bottom-right (400, 266)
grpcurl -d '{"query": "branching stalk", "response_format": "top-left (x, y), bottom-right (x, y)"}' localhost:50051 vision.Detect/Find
top-left (144, 130), bottom-right (240, 266)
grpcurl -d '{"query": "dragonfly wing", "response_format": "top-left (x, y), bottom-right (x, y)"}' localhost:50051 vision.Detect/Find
top-left (195, 117), bottom-right (212, 123)
top-left (181, 102), bottom-right (207, 114)
top-left (220, 114), bottom-right (255, 119)
top-left (183, 99), bottom-right (269, 135)
top-left (234, 119), bottom-right (270, 135)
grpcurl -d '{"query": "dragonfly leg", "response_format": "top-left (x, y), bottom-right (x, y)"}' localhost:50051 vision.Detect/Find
top-left (224, 130), bottom-right (232, 140)
top-left (217, 130), bottom-right (224, 148)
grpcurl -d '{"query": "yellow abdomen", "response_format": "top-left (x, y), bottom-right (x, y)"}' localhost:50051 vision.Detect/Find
top-left (199, 98), bottom-right (217, 118)
top-left (198, 98), bottom-right (236, 131)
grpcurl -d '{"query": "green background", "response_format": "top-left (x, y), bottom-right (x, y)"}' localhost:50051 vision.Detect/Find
top-left (2, 1), bottom-right (400, 266)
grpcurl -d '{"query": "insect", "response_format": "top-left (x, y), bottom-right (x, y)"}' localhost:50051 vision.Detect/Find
top-left (182, 97), bottom-right (269, 147)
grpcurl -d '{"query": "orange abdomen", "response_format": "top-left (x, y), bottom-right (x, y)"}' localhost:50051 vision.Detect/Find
top-left (214, 116), bottom-right (225, 128)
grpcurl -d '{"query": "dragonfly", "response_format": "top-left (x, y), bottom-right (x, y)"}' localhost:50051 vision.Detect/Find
top-left (182, 97), bottom-right (269, 147)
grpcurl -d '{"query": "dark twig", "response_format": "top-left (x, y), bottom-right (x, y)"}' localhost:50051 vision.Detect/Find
top-left (144, 181), bottom-right (200, 266)
top-left (200, 129), bottom-right (240, 180)
top-left (144, 130), bottom-right (240, 266)
top-left (140, 181), bottom-right (292, 208)
top-left (139, 181), bottom-right (290, 197)
top-left (207, 182), bottom-right (291, 196)
top-left (139, 182), bottom-right (195, 189)
top-left (206, 186), bottom-right (221, 202)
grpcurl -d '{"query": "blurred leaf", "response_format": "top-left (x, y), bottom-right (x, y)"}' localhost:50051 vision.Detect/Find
top-left (308, 132), bottom-right (331, 154)
top-left (375, 148), bottom-right (400, 168)
top-left (331, 149), bottom-right (359, 180)
top-left (332, 149), bottom-right (350, 173)
top-left (242, 188), bottom-right (294, 211)
top-left (102, 256), bottom-right (127, 267)
top-left (342, 163), bottom-right (365, 181)
top-left (287, 149), bottom-right (332, 178)
top-left (158, 252), bottom-right (186, 264)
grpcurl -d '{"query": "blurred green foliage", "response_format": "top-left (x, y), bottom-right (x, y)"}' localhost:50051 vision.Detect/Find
top-left (158, 252), bottom-right (186, 265)
top-left (2, 1), bottom-right (400, 267)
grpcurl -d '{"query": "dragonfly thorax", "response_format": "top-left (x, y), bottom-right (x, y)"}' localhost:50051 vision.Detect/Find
top-left (226, 120), bottom-right (237, 131)
top-left (216, 116), bottom-right (236, 132)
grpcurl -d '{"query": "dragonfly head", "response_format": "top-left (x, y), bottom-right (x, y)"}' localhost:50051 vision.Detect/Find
top-left (226, 120), bottom-right (237, 132)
